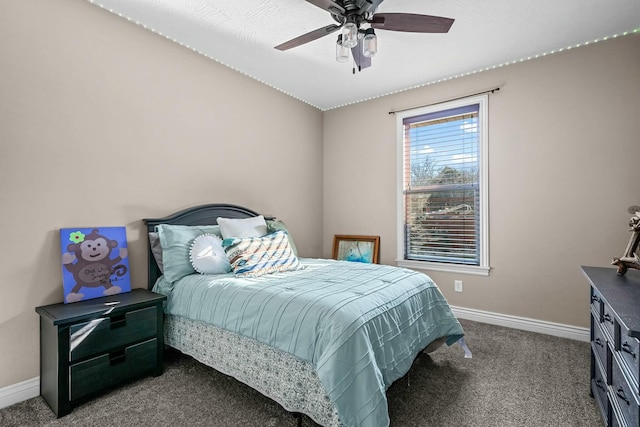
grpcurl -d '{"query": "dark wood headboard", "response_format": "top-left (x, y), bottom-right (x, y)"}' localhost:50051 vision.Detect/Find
top-left (143, 204), bottom-right (267, 289)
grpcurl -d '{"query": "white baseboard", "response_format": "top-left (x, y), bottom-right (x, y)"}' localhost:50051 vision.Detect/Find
top-left (0, 308), bottom-right (589, 410)
top-left (451, 305), bottom-right (590, 342)
top-left (0, 377), bottom-right (39, 410)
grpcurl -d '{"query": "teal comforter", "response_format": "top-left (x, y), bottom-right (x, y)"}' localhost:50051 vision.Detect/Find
top-left (153, 258), bottom-right (464, 427)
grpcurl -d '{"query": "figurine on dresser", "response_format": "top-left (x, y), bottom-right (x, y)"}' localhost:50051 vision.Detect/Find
top-left (612, 208), bottom-right (640, 275)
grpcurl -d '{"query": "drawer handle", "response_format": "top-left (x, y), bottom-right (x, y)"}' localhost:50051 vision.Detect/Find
top-left (591, 295), bottom-right (600, 304)
top-left (109, 349), bottom-right (127, 365)
top-left (622, 342), bottom-right (637, 359)
top-left (603, 313), bottom-right (613, 324)
top-left (616, 387), bottom-right (630, 405)
top-left (595, 379), bottom-right (606, 392)
top-left (110, 314), bottom-right (127, 329)
top-left (594, 337), bottom-right (604, 348)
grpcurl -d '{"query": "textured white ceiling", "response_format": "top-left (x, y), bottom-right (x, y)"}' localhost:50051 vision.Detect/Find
top-left (86, 0), bottom-right (639, 110)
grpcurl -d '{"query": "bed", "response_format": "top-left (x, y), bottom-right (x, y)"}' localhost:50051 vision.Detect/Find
top-left (144, 204), bottom-right (466, 427)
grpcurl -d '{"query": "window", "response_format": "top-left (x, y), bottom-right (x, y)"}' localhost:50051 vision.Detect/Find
top-left (396, 95), bottom-right (489, 276)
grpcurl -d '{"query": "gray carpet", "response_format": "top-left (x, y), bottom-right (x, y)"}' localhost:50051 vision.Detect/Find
top-left (0, 320), bottom-right (602, 426)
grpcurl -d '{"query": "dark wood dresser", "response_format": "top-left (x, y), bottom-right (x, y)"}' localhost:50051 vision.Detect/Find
top-left (35, 288), bottom-right (166, 417)
top-left (583, 266), bottom-right (640, 427)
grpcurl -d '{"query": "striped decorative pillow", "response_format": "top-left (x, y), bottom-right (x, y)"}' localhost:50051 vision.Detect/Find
top-left (222, 231), bottom-right (300, 278)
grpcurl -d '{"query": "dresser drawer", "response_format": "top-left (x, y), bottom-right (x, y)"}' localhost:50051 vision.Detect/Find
top-left (70, 338), bottom-right (157, 401)
top-left (70, 306), bottom-right (158, 362)
top-left (602, 302), bottom-right (616, 340)
top-left (593, 314), bottom-right (609, 370)
top-left (611, 405), bottom-right (628, 427)
top-left (591, 287), bottom-right (604, 319)
top-left (611, 358), bottom-right (640, 427)
top-left (592, 352), bottom-right (609, 423)
top-left (616, 322), bottom-right (640, 394)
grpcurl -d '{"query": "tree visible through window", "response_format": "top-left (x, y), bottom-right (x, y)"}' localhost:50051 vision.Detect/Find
top-left (396, 95), bottom-right (489, 274)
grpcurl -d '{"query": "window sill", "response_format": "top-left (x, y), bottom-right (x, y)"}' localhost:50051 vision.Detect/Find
top-left (396, 259), bottom-right (491, 276)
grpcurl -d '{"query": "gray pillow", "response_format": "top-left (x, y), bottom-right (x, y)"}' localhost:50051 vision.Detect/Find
top-left (267, 219), bottom-right (298, 256)
top-left (148, 232), bottom-right (164, 273)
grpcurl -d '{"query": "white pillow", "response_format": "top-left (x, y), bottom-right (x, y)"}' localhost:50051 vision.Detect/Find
top-left (217, 215), bottom-right (267, 239)
top-left (189, 234), bottom-right (231, 274)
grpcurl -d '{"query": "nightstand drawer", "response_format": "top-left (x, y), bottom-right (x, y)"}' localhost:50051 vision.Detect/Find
top-left (612, 357), bottom-right (640, 427)
top-left (70, 338), bottom-right (157, 401)
top-left (70, 306), bottom-right (158, 362)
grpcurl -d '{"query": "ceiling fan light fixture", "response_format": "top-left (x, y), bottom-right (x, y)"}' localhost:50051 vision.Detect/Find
top-left (273, 1), bottom-right (454, 72)
top-left (362, 28), bottom-right (377, 57)
top-left (341, 22), bottom-right (358, 48)
top-left (336, 35), bottom-right (350, 62)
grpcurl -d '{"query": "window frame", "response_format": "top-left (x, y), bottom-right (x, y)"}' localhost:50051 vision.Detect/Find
top-left (395, 94), bottom-right (490, 276)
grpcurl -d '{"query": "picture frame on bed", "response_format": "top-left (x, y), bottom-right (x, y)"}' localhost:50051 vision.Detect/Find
top-left (332, 234), bottom-right (380, 264)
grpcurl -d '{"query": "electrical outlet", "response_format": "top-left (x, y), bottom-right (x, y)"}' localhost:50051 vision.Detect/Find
top-left (454, 280), bottom-right (463, 293)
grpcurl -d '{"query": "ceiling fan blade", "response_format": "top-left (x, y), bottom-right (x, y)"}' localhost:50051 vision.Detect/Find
top-left (351, 41), bottom-right (372, 71)
top-left (275, 24), bottom-right (341, 51)
top-left (305, 0), bottom-right (345, 15)
top-left (370, 13), bottom-right (454, 33)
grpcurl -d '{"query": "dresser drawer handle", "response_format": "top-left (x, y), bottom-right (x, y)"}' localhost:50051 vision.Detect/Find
top-left (616, 387), bottom-right (630, 405)
top-left (603, 313), bottom-right (613, 324)
top-left (591, 295), bottom-right (600, 304)
top-left (622, 342), bottom-right (637, 358)
top-left (594, 337), bottom-right (604, 348)
top-left (595, 378), bottom-right (606, 392)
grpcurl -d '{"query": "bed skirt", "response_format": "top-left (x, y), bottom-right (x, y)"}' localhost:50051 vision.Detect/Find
top-left (164, 314), bottom-right (342, 427)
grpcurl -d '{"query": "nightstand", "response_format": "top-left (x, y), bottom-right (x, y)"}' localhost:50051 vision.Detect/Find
top-left (35, 288), bottom-right (167, 417)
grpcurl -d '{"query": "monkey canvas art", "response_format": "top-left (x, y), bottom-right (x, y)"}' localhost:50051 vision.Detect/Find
top-left (60, 227), bottom-right (131, 303)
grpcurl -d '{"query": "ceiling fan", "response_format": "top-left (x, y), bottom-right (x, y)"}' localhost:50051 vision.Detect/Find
top-left (275, 0), bottom-right (454, 72)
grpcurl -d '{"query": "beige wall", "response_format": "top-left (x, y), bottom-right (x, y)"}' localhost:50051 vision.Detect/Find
top-left (0, 0), bottom-right (323, 388)
top-left (324, 33), bottom-right (640, 328)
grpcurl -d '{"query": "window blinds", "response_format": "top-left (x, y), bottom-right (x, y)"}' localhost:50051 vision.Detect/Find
top-left (402, 104), bottom-right (480, 265)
